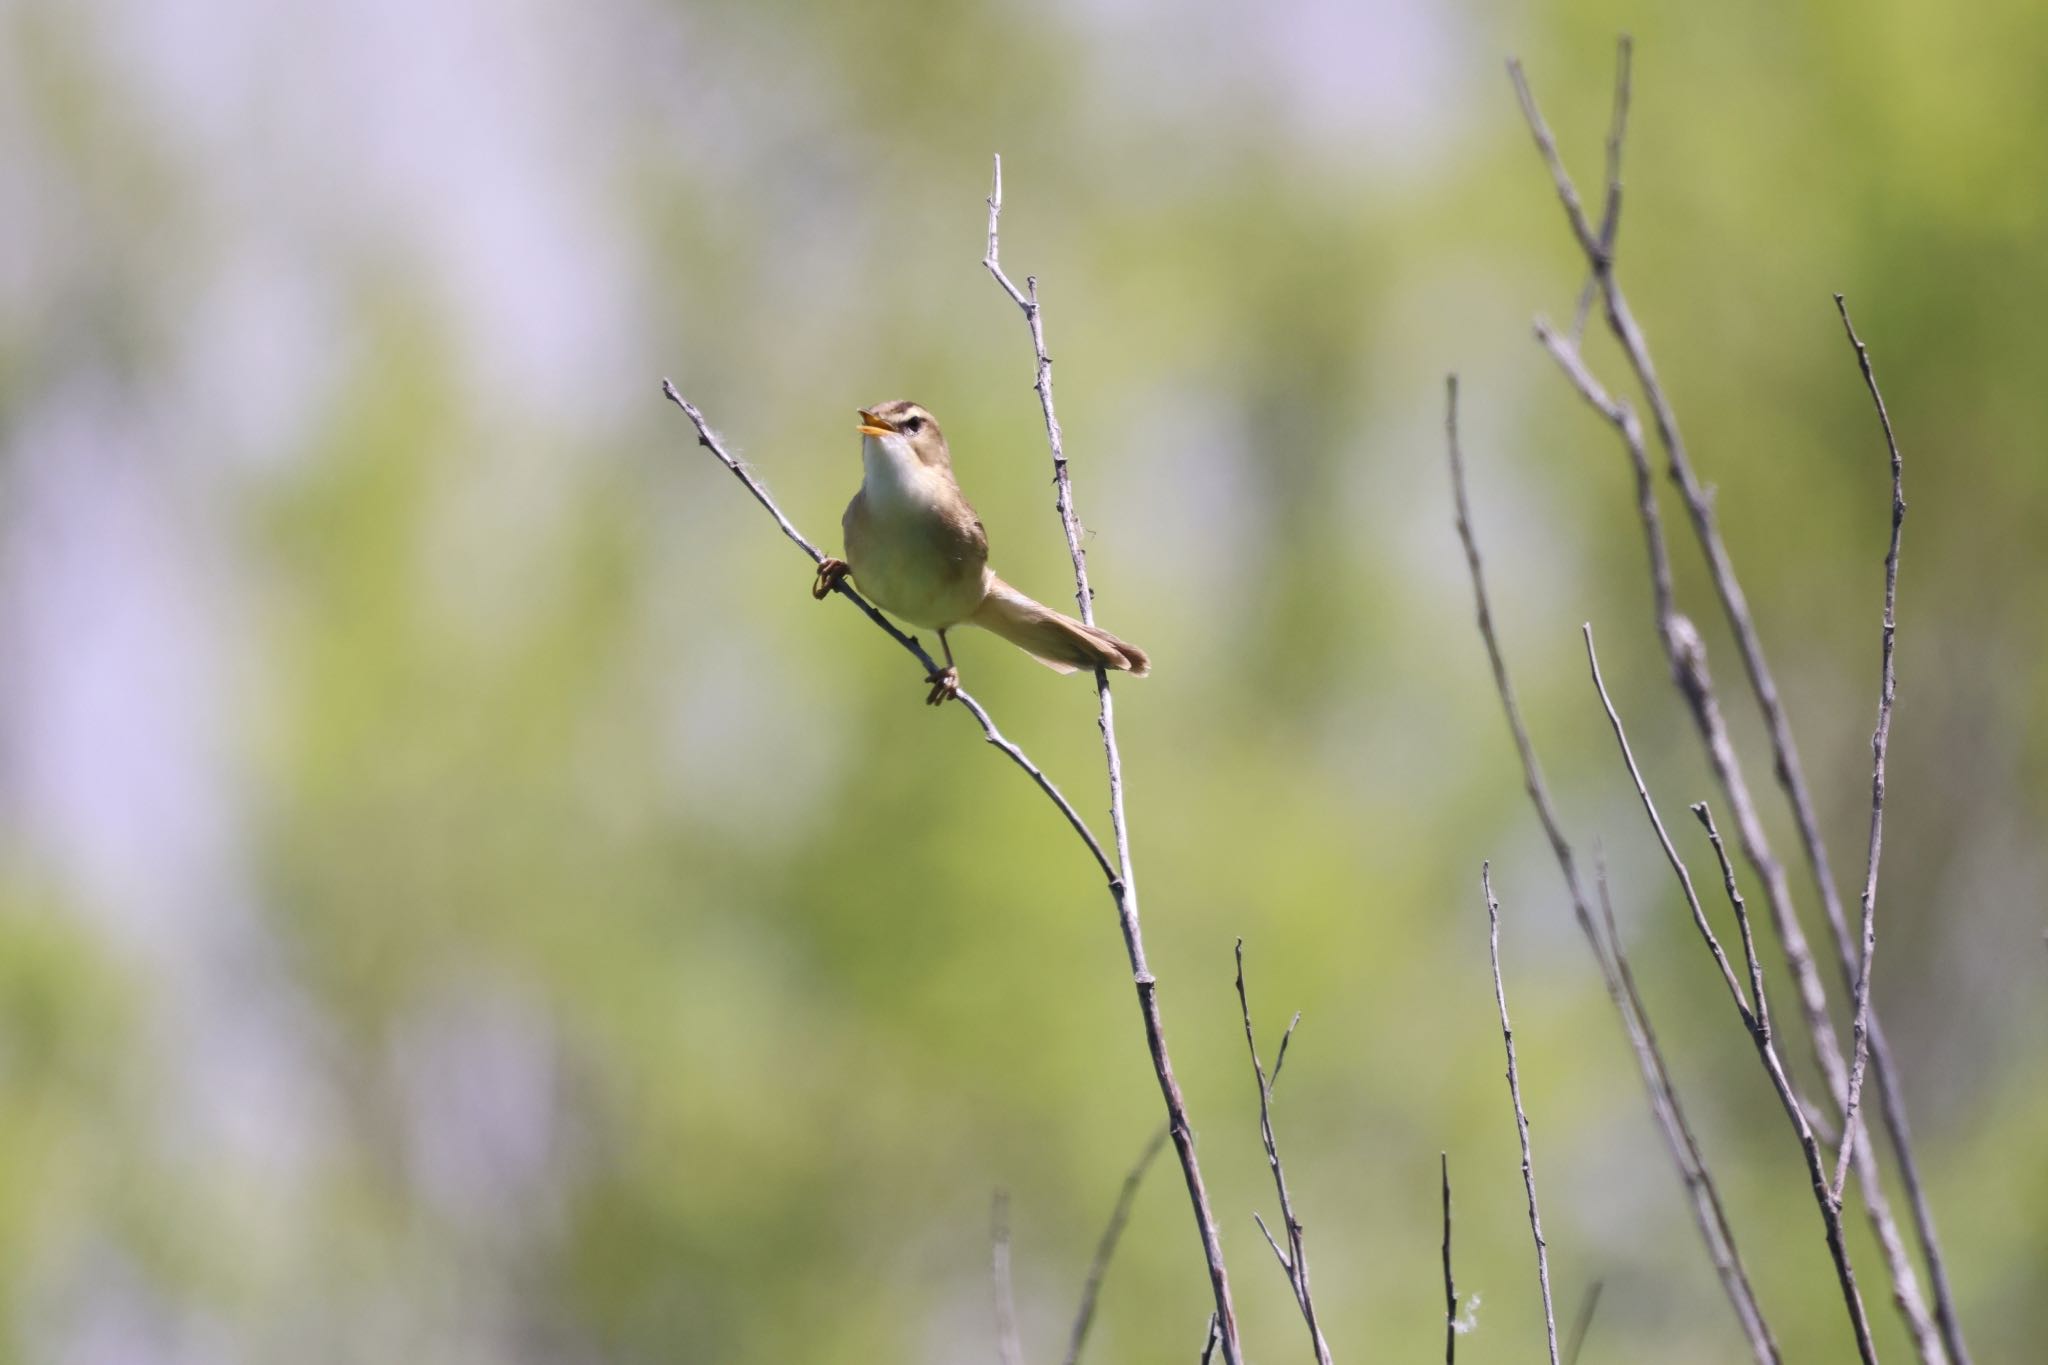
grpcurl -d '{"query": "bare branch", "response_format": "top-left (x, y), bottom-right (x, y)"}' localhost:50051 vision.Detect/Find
top-left (1483, 863), bottom-right (1561, 1365)
top-left (1599, 37), bottom-right (1633, 253)
top-left (1442, 1153), bottom-right (1457, 1365)
top-left (993, 1191), bottom-right (1024, 1365)
top-left (1693, 804), bottom-right (1771, 1039)
top-left (1252, 1212), bottom-right (1292, 1277)
top-left (1235, 941), bottom-right (1333, 1364)
top-left (1508, 49), bottom-right (1958, 1357)
top-left (1582, 626), bottom-right (1757, 1031)
top-left (1582, 628), bottom-right (1877, 1362)
top-left (1063, 1126), bottom-right (1170, 1365)
top-left (1828, 294), bottom-right (1904, 1207)
top-left (1564, 1280), bottom-right (1606, 1365)
top-left (1273, 1010), bottom-right (1302, 1084)
top-left (1446, 375), bottom-right (1780, 1363)
top-left (986, 156), bottom-right (1242, 1363)
top-left (1568, 35), bottom-right (1633, 340)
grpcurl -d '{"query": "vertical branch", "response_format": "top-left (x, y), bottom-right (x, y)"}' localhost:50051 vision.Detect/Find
top-left (1235, 942), bottom-right (1334, 1365)
top-left (1508, 51), bottom-right (1957, 1359)
top-left (1829, 294), bottom-right (1905, 1205)
top-left (1583, 628), bottom-right (1878, 1363)
top-left (994, 1191), bottom-right (1024, 1365)
top-left (1483, 864), bottom-right (1561, 1365)
top-left (985, 156), bottom-right (1242, 1365)
top-left (1441, 1153), bottom-right (1457, 1365)
top-left (1446, 376), bottom-right (1781, 1363)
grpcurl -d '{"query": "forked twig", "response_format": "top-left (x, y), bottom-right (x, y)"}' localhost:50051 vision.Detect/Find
top-left (1483, 863), bottom-right (1561, 1365)
top-left (1510, 46), bottom-right (1958, 1360)
top-left (1446, 376), bottom-right (1779, 1362)
top-left (1235, 941), bottom-right (1332, 1364)
top-left (1584, 626), bottom-right (1877, 1362)
top-left (985, 156), bottom-right (1242, 1363)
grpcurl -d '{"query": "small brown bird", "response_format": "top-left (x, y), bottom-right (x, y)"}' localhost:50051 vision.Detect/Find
top-left (812, 400), bottom-right (1149, 705)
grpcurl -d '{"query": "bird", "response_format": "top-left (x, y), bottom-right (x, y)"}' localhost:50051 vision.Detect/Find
top-left (811, 400), bottom-right (1149, 705)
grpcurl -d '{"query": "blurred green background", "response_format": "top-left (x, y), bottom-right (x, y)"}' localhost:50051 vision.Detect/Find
top-left (2, 0), bottom-right (2044, 1360)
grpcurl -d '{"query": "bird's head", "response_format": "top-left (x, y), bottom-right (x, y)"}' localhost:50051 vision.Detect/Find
top-left (857, 400), bottom-right (950, 470)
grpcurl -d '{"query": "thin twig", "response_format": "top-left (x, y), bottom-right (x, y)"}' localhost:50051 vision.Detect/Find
top-left (1829, 294), bottom-right (1904, 1206)
top-left (1590, 842), bottom-right (1766, 1305)
top-left (1509, 51), bottom-right (1955, 1358)
top-left (1076, 1016), bottom-right (1309, 1365)
top-left (993, 1191), bottom-right (1024, 1365)
top-left (1235, 941), bottom-right (1333, 1365)
top-left (1446, 376), bottom-right (1780, 1362)
top-left (1570, 35), bottom-right (1633, 340)
top-left (1483, 863), bottom-right (1561, 1365)
top-left (1199, 1315), bottom-right (1220, 1364)
top-left (1442, 1152), bottom-right (1457, 1365)
top-left (1694, 804), bottom-right (1770, 1039)
top-left (1564, 1280), bottom-right (1606, 1365)
top-left (985, 156), bottom-right (1242, 1364)
top-left (1252, 1212), bottom-right (1291, 1276)
top-left (1583, 626), bottom-right (1878, 1362)
top-left (1062, 1125), bottom-right (1170, 1365)
top-left (1583, 626), bottom-right (1756, 1033)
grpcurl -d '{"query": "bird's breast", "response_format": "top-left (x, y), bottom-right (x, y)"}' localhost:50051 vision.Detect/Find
top-left (845, 462), bottom-right (989, 629)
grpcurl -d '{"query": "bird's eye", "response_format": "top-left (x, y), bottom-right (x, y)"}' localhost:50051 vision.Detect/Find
top-left (903, 415), bottom-right (923, 433)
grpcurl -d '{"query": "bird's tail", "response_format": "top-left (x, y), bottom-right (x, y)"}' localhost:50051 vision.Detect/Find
top-left (970, 576), bottom-right (1150, 677)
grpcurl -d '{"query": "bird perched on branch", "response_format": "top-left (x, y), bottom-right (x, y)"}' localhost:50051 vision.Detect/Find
top-left (812, 400), bottom-right (1149, 705)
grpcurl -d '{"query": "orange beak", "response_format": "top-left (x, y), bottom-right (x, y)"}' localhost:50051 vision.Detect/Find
top-left (856, 409), bottom-right (894, 438)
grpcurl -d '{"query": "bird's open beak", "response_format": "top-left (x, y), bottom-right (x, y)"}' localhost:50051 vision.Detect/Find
top-left (856, 409), bottom-right (894, 438)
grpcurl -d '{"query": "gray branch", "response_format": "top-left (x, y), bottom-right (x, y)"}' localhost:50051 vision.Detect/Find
top-left (1509, 44), bottom-right (1958, 1360)
top-left (1235, 941), bottom-right (1333, 1364)
top-left (985, 155), bottom-right (1243, 1364)
top-left (1828, 295), bottom-right (1905, 1209)
top-left (1583, 626), bottom-right (1877, 1362)
top-left (1483, 864), bottom-right (1560, 1365)
top-left (1445, 375), bottom-right (1780, 1362)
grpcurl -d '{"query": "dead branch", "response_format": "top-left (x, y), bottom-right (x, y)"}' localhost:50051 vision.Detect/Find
top-left (1828, 295), bottom-right (1905, 1207)
top-left (985, 155), bottom-right (1242, 1362)
top-left (1509, 44), bottom-right (1957, 1359)
top-left (1584, 625), bottom-right (1876, 1361)
top-left (1446, 375), bottom-right (1780, 1362)
top-left (1235, 941), bottom-right (1332, 1363)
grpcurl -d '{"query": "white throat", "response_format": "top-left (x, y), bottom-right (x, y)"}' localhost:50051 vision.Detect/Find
top-left (861, 432), bottom-right (937, 512)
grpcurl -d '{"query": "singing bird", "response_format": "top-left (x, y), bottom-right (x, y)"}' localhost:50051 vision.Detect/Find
top-left (812, 400), bottom-right (1150, 705)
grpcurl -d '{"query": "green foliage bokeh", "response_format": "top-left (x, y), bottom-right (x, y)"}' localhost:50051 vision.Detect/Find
top-left (1, 0), bottom-right (2044, 1360)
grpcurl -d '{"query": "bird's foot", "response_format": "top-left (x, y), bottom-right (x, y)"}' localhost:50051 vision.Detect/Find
top-left (924, 666), bottom-right (960, 707)
top-left (812, 558), bottom-right (851, 600)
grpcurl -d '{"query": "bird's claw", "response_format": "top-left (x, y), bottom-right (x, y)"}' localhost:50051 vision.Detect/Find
top-left (812, 558), bottom-right (851, 600)
top-left (924, 666), bottom-right (960, 707)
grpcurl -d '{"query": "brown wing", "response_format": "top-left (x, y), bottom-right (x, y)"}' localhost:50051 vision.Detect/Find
top-left (930, 471), bottom-right (989, 571)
